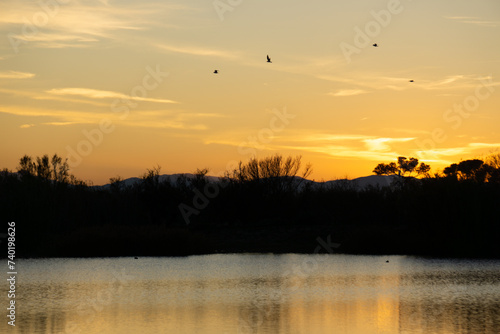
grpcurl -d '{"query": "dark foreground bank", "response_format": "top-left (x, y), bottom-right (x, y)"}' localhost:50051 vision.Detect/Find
top-left (3, 221), bottom-right (500, 259)
top-left (2, 152), bottom-right (500, 259)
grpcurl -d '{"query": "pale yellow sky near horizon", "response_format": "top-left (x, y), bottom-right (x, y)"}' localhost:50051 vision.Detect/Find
top-left (1, 0), bottom-right (500, 185)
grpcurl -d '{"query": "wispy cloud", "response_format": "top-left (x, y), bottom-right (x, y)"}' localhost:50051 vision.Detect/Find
top-left (300, 134), bottom-right (375, 142)
top-left (1, 104), bottom-right (208, 131)
top-left (47, 88), bottom-right (179, 104)
top-left (445, 16), bottom-right (478, 20)
top-left (10, 33), bottom-right (99, 49)
top-left (33, 94), bottom-right (111, 107)
top-left (328, 89), bottom-right (368, 97)
top-left (415, 142), bottom-right (500, 163)
top-left (275, 144), bottom-right (405, 162)
top-left (20, 123), bottom-right (35, 128)
top-left (275, 133), bottom-right (417, 161)
top-left (42, 121), bottom-right (80, 126)
top-left (206, 130), bottom-right (417, 162)
top-left (123, 110), bottom-right (218, 130)
top-left (382, 128), bottom-right (431, 136)
top-left (445, 16), bottom-right (500, 27)
top-left (418, 74), bottom-right (500, 91)
top-left (0, 71), bottom-right (35, 79)
top-left (0, 87), bottom-right (111, 107)
top-left (1, 1), bottom-right (190, 49)
top-left (156, 44), bottom-right (239, 59)
top-left (320, 73), bottom-right (498, 93)
top-left (368, 75), bottom-right (470, 91)
top-left (363, 137), bottom-right (414, 152)
top-left (468, 142), bottom-right (500, 149)
top-left (206, 126), bottom-right (500, 167)
top-left (283, 140), bottom-right (500, 166)
top-left (0, 105), bottom-right (106, 124)
top-left (123, 119), bottom-right (207, 130)
top-left (176, 112), bottom-right (226, 121)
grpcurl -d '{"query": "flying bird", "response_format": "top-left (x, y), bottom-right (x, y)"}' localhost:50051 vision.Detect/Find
top-left (213, 70), bottom-right (218, 74)
top-left (267, 55), bottom-right (272, 63)
top-left (372, 43), bottom-right (378, 47)
top-left (409, 80), bottom-right (414, 82)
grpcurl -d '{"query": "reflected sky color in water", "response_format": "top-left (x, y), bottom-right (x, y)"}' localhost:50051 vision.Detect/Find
top-left (3, 255), bottom-right (500, 334)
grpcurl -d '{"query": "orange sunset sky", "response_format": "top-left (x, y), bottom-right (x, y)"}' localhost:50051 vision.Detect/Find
top-left (1, 0), bottom-right (500, 185)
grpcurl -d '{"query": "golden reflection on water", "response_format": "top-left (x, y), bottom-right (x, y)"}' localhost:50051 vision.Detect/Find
top-left (4, 255), bottom-right (500, 334)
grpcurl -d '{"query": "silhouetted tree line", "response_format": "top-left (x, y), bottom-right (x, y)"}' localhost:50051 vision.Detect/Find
top-left (1, 153), bottom-right (499, 258)
top-left (373, 157), bottom-right (431, 177)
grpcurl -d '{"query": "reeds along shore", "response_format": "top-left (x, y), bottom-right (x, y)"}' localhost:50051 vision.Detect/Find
top-left (1, 154), bottom-right (500, 258)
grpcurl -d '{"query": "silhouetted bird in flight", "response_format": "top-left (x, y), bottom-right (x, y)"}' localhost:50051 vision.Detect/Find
top-left (373, 43), bottom-right (378, 47)
top-left (267, 55), bottom-right (272, 63)
top-left (214, 70), bottom-right (218, 74)
top-left (409, 80), bottom-right (414, 82)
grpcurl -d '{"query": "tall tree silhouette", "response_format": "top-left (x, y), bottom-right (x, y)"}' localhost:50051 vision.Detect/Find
top-left (18, 155), bottom-right (36, 177)
top-left (18, 153), bottom-right (71, 183)
top-left (51, 154), bottom-right (70, 183)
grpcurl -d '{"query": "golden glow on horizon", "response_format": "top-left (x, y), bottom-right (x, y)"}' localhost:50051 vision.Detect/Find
top-left (1, 0), bottom-right (500, 184)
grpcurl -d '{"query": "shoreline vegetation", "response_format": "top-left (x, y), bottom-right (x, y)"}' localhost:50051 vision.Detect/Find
top-left (1, 153), bottom-right (500, 259)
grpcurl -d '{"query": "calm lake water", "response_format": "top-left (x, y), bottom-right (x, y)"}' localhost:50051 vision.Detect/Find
top-left (3, 254), bottom-right (500, 334)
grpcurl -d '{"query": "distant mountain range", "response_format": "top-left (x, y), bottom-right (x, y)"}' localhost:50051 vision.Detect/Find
top-left (95, 174), bottom-right (400, 191)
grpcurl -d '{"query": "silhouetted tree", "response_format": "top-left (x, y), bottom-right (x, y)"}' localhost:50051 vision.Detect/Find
top-left (397, 157), bottom-right (423, 176)
top-left (476, 164), bottom-right (496, 183)
top-left (443, 163), bottom-right (459, 178)
top-left (51, 154), bottom-right (70, 183)
top-left (373, 162), bottom-right (397, 175)
top-left (36, 155), bottom-right (51, 179)
top-left (373, 157), bottom-right (430, 177)
top-left (192, 168), bottom-right (210, 189)
top-left (18, 153), bottom-right (69, 183)
top-left (230, 154), bottom-right (312, 195)
top-left (110, 176), bottom-right (124, 193)
top-left (457, 159), bottom-right (484, 180)
top-left (487, 167), bottom-right (500, 184)
top-left (18, 155), bottom-right (36, 177)
top-left (415, 161), bottom-right (431, 177)
top-left (486, 152), bottom-right (500, 169)
top-left (484, 152), bottom-right (500, 183)
top-left (68, 174), bottom-right (89, 187)
top-left (141, 165), bottom-right (161, 190)
top-left (442, 159), bottom-right (497, 182)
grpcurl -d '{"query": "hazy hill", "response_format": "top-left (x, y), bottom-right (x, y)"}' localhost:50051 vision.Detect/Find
top-left (95, 174), bottom-right (399, 191)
